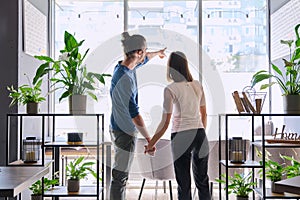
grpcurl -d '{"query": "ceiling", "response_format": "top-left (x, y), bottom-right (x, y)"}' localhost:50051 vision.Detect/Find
top-left (270, 0), bottom-right (290, 14)
top-left (55, 0), bottom-right (291, 14)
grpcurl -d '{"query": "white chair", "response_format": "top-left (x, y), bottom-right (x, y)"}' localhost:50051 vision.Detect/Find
top-left (135, 138), bottom-right (175, 200)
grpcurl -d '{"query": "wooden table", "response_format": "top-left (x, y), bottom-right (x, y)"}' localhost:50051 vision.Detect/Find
top-left (275, 176), bottom-right (300, 196)
top-left (0, 165), bottom-right (50, 198)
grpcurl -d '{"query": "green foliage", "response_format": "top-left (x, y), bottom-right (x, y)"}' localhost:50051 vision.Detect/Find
top-left (29, 177), bottom-right (59, 195)
top-left (7, 74), bottom-right (45, 106)
top-left (215, 171), bottom-right (255, 197)
top-left (66, 156), bottom-right (98, 181)
top-left (33, 31), bottom-right (111, 102)
top-left (281, 155), bottom-right (300, 178)
top-left (251, 23), bottom-right (300, 95)
top-left (256, 148), bottom-right (284, 182)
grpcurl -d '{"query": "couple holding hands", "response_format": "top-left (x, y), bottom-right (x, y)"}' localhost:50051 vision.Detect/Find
top-left (109, 32), bottom-right (211, 200)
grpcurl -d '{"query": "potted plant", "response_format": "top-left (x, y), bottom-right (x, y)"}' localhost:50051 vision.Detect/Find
top-left (29, 177), bottom-right (59, 200)
top-left (251, 23), bottom-right (300, 113)
top-left (66, 156), bottom-right (98, 192)
top-left (256, 149), bottom-right (284, 193)
top-left (7, 74), bottom-right (45, 114)
top-left (216, 171), bottom-right (255, 200)
top-left (281, 155), bottom-right (300, 178)
top-left (33, 31), bottom-right (111, 114)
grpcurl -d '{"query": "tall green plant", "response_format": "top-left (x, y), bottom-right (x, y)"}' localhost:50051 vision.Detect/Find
top-left (33, 31), bottom-right (111, 102)
top-left (251, 23), bottom-right (300, 95)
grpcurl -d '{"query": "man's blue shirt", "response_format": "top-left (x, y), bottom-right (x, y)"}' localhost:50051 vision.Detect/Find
top-left (110, 57), bottom-right (149, 133)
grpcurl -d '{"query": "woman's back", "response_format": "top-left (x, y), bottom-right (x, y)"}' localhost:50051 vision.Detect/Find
top-left (166, 80), bottom-right (205, 133)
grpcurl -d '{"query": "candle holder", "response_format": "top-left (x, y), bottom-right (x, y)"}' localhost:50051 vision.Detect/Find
top-left (22, 136), bottom-right (41, 163)
top-left (229, 137), bottom-right (246, 163)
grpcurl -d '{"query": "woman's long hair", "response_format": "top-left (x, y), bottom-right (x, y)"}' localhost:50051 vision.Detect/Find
top-left (167, 51), bottom-right (193, 82)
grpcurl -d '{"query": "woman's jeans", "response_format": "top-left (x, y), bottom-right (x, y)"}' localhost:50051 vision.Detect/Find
top-left (171, 128), bottom-right (211, 200)
top-left (109, 129), bottom-right (136, 200)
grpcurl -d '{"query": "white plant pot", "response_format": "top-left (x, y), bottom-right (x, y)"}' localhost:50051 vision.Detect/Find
top-left (69, 95), bottom-right (87, 114)
top-left (283, 95), bottom-right (300, 114)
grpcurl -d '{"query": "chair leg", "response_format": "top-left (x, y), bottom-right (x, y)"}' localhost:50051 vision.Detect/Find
top-left (155, 180), bottom-right (158, 200)
top-left (192, 186), bottom-right (197, 200)
top-left (169, 180), bottom-right (173, 200)
top-left (138, 178), bottom-right (146, 200)
top-left (210, 181), bottom-right (213, 199)
top-left (163, 180), bottom-right (166, 193)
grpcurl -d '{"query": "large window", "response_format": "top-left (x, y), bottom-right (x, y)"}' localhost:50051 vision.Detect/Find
top-left (53, 0), bottom-right (268, 141)
top-left (202, 0), bottom-right (267, 139)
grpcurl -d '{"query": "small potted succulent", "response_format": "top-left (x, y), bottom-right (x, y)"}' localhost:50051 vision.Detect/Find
top-left (256, 149), bottom-right (284, 193)
top-left (7, 74), bottom-right (45, 114)
top-left (216, 171), bottom-right (255, 200)
top-left (66, 156), bottom-right (98, 192)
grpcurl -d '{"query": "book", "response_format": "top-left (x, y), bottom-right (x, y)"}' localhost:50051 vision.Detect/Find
top-left (232, 91), bottom-right (245, 113)
top-left (242, 92), bottom-right (256, 113)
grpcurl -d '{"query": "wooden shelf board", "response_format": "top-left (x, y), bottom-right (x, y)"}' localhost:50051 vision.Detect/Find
top-left (220, 160), bottom-right (261, 168)
top-left (254, 187), bottom-right (300, 198)
top-left (44, 141), bottom-right (102, 147)
top-left (43, 186), bottom-right (103, 197)
top-left (8, 160), bottom-right (53, 166)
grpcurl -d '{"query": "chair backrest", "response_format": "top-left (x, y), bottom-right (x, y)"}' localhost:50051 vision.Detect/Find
top-left (136, 138), bottom-right (175, 180)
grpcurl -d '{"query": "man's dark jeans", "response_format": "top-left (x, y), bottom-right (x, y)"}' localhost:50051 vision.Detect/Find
top-left (109, 130), bottom-right (136, 200)
top-left (171, 128), bottom-right (211, 200)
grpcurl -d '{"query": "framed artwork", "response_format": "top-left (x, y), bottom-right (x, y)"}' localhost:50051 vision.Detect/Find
top-left (22, 0), bottom-right (47, 56)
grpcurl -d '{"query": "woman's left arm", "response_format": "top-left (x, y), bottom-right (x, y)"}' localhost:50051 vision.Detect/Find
top-left (146, 112), bottom-right (172, 151)
top-left (200, 105), bottom-right (207, 129)
top-left (146, 47), bottom-right (167, 60)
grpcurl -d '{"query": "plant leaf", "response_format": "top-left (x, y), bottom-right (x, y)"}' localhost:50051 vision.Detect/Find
top-left (33, 63), bottom-right (51, 84)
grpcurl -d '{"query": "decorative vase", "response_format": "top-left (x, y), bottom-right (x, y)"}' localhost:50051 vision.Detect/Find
top-left (27, 102), bottom-right (38, 114)
top-left (67, 179), bottom-right (80, 192)
top-left (69, 95), bottom-right (87, 114)
top-left (236, 196), bottom-right (249, 200)
top-left (31, 194), bottom-right (43, 200)
top-left (283, 95), bottom-right (300, 114)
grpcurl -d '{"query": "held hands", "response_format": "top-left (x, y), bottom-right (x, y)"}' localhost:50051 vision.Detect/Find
top-left (144, 137), bottom-right (156, 156)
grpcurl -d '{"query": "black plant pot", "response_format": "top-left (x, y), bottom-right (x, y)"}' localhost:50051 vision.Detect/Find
top-left (31, 194), bottom-right (43, 200)
top-left (236, 196), bottom-right (249, 200)
top-left (67, 179), bottom-right (80, 192)
top-left (27, 102), bottom-right (38, 114)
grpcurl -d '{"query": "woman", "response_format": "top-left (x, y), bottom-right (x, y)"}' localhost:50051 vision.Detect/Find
top-left (145, 51), bottom-right (211, 200)
top-left (109, 32), bottom-right (165, 200)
